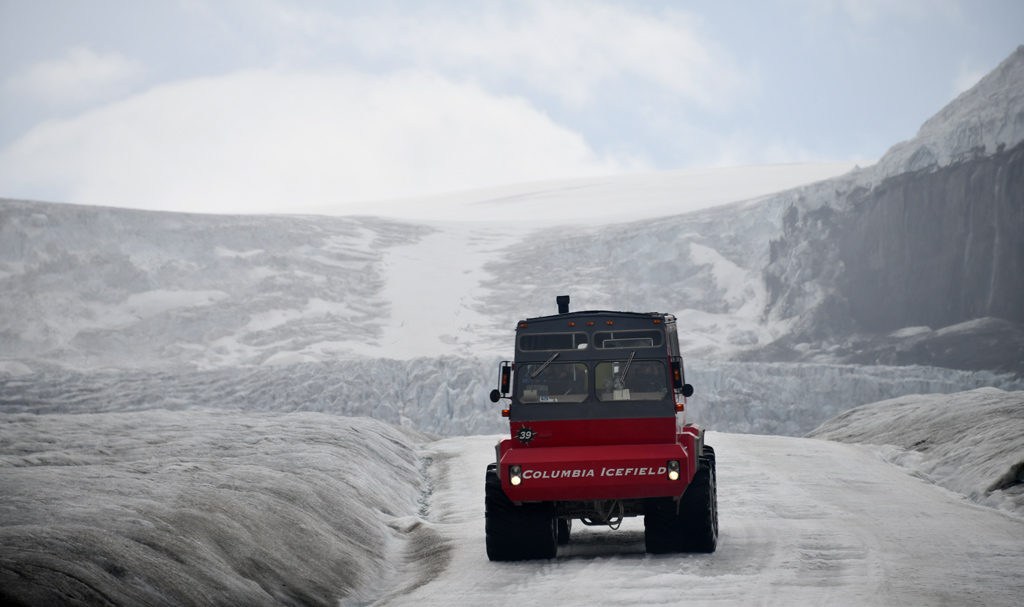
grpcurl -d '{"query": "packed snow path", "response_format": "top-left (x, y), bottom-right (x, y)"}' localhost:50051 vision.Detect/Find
top-left (384, 433), bottom-right (1024, 607)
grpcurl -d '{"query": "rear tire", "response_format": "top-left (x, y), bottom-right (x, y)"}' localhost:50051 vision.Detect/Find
top-left (485, 465), bottom-right (557, 561)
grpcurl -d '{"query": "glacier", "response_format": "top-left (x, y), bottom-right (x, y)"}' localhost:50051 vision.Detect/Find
top-left (1, 44), bottom-right (1023, 607)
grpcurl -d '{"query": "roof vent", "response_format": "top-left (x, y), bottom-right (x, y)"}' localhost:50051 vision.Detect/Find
top-left (556, 295), bottom-right (570, 314)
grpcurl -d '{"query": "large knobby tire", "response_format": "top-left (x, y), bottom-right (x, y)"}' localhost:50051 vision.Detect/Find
top-left (485, 465), bottom-right (557, 561)
top-left (643, 497), bottom-right (681, 554)
top-left (679, 449), bottom-right (718, 553)
top-left (643, 446), bottom-right (718, 554)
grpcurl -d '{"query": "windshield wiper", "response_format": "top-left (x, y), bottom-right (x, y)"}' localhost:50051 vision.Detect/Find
top-left (621, 351), bottom-right (636, 380)
top-left (613, 351), bottom-right (636, 390)
top-left (530, 352), bottom-right (560, 378)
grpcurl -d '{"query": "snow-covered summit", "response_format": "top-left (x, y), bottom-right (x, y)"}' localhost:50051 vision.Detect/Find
top-left (314, 162), bottom-right (857, 224)
top-left (872, 45), bottom-right (1024, 180)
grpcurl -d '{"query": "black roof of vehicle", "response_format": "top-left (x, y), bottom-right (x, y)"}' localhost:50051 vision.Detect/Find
top-left (519, 310), bottom-right (675, 326)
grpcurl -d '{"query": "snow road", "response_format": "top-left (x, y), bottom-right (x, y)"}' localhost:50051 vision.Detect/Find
top-left (386, 433), bottom-right (1024, 607)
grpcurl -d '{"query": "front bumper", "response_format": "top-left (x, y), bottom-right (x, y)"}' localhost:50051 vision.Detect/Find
top-left (498, 440), bottom-right (696, 502)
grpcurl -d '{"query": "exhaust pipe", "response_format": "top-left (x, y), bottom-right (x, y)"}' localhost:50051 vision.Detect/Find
top-left (557, 295), bottom-right (570, 314)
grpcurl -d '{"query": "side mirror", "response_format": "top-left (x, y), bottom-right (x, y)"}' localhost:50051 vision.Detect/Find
top-left (491, 361), bottom-right (513, 403)
top-left (671, 360), bottom-right (684, 390)
top-left (499, 363), bottom-right (512, 394)
top-left (681, 383), bottom-right (694, 398)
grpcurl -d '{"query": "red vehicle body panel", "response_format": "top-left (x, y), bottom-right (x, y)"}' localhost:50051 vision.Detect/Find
top-left (507, 418), bottom-right (677, 447)
top-left (499, 419), bottom-right (701, 502)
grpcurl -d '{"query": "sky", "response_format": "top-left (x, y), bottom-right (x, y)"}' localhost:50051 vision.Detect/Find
top-left (0, 0), bottom-right (1021, 215)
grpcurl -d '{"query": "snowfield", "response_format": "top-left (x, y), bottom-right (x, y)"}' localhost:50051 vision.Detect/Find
top-left (2, 394), bottom-right (1022, 606)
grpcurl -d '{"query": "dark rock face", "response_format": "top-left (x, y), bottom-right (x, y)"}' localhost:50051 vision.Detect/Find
top-left (762, 142), bottom-right (1024, 371)
top-left (841, 317), bottom-right (1024, 372)
top-left (839, 143), bottom-right (1024, 333)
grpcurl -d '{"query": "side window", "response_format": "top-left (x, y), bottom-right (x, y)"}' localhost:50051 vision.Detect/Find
top-left (595, 360), bottom-right (668, 402)
top-left (518, 362), bottom-right (589, 403)
top-left (667, 325), bottom-right (680, 356)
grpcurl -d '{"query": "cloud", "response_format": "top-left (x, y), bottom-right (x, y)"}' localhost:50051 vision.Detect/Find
top-left (0, 68), bottom-right (643, 213)
top-left (4, 47), bottom-right (144, 107)
top-left (264, 1), bottom-right (745, 111)
top-left (699, 130), bottom-right (818, 168)
top-left (792, 0), bottom-right (960, 24)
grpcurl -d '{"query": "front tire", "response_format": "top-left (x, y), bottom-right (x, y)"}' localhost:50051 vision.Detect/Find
top-left (643, 447), bottom-right (718, 554)
top-left (485, 465), bottom-right (557, 561)
top-left (679, 450), bottom-right (718, 552)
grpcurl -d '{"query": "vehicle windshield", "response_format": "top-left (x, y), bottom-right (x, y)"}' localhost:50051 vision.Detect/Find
top-left (595, 360), bottom-right (668, 402)
top-left (518, 362), bottom-right (588, 403)
top-left (517, 359), bottom-right (670, 404)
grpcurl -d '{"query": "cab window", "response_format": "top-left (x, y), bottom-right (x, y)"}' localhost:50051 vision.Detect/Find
top-left (595, 360), bottom-right (668, 401)
top-left (518, 362), bottom-right (589, 403)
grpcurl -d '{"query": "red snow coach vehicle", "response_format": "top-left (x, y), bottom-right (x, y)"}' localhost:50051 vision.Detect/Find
top-left (485, 295), bottom-right (717, 560)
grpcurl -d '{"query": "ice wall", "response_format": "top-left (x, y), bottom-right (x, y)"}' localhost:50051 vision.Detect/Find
top-left (3, 357), bottom-right (1019, 437)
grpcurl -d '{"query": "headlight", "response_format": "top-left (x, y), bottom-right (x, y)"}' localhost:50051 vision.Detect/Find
top-left (509, 465), bottom-right (522, 486)
top-left (667, 460), bottom-right (680, 481)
